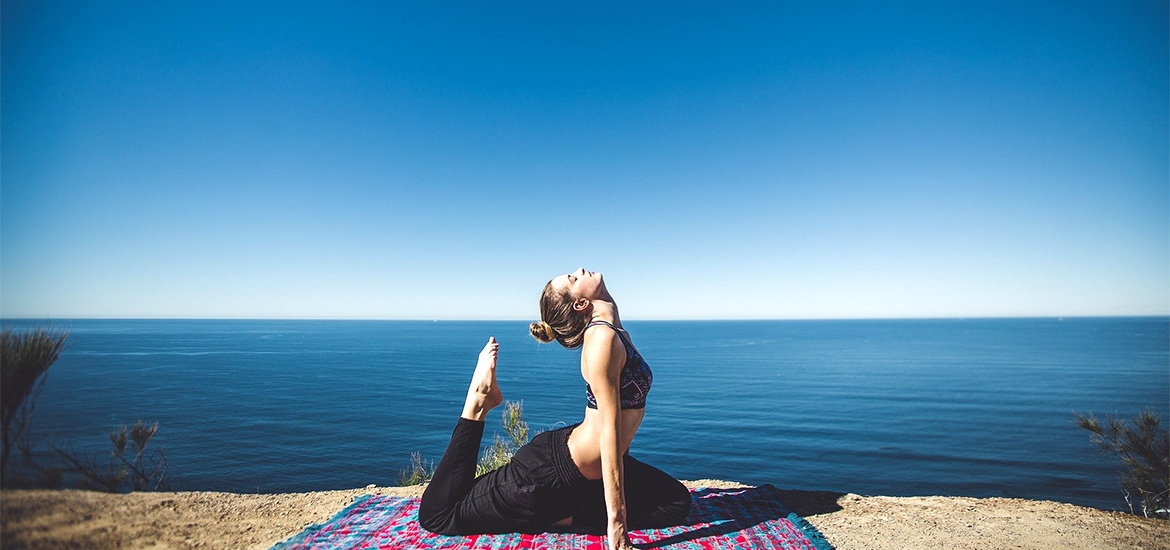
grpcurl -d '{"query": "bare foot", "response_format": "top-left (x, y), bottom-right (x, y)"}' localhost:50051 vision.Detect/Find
top-left (461, 337), bottom-right (503, 421)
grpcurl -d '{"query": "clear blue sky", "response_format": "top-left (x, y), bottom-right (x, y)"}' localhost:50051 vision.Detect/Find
top-left (2, 1), bottom-right (1167, 320)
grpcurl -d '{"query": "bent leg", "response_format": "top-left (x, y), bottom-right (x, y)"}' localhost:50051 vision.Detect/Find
top-left (418, 418), bottom-right (485, 533)
top-left (622, 455), bottom-right (692, 528)
top-left (421, 425), bottom-right (584, 535)
top-left (569, 455), bottom-right (691, 530)
top-left (418, 338), bottom-right (503, 534)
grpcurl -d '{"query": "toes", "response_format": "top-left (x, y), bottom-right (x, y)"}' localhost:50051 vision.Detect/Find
top-left (480, 337), bottom-right (499, 364)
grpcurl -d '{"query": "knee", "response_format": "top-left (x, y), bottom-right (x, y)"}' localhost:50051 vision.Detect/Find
top-left (664, 481), bottom-right (692, 522)
top-left (636, 480), bottom-right (692, 527)
top-left (417, 508), bottom-right (442, 534)
top-left (417, 500), bottom-right (455, 535)
top-left (418, 515), bottom-right (459, 536)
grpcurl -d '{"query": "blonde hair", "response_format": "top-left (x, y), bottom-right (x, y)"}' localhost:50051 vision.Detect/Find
top-left (529, 280), bottom-right (590, 349)
top-left (529, 321), bottom-right (556, 343)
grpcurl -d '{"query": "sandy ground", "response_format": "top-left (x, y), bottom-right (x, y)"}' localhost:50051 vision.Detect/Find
top-left (2, 480), bottom-right (1166, 550)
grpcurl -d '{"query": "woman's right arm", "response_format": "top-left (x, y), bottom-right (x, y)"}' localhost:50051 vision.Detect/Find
top-left (581, 330), bottom-right (636, 550)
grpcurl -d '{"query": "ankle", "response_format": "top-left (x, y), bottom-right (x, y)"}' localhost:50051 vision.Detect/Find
top-left (461, 404), bottom-right (490, 422)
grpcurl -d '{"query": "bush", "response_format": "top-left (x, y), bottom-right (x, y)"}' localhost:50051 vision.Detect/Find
top-left (399, 400), bottom-right (531, 486)
top-left (1, 327), bottom-right (68, 486)
top-left (52, 420), bottom-right (171, 492)
top-left (476, 400), bottom-right (530, 477)
top-left (398, 451), bottom-right (435, 486)
top-left (1075, 408), bottom-right (1169, 518)
top-left (2, 326), bottom-right (173, 492)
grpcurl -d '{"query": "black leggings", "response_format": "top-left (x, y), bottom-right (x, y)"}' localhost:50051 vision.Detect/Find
top-left (418, 418), bottom-right (691, 535)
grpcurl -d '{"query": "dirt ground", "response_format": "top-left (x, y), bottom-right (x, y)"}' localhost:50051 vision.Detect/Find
top-left (2, 480), bottom-right (1166, 549)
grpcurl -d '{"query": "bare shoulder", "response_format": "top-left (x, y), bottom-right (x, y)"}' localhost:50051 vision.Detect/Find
top-left (581, 325), bottom-right (625, 378)
top-left (583, 323), bottom-right (622, 346)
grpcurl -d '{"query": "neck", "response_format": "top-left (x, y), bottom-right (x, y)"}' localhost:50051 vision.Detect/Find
top-left (590, 300), bottom-right (621, 327)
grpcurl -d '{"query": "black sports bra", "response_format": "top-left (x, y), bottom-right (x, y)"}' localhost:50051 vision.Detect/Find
top-left (584, 320), bottom-right (653, 410)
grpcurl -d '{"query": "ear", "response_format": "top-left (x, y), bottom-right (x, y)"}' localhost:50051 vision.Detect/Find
top-left (572, 297), bottom-right (591, 313)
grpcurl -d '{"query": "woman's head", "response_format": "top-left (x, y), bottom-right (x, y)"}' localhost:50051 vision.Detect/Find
top-left (529, 268), bottom-right (606, 349)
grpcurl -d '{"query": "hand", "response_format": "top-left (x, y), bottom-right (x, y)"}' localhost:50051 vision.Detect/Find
top-left (608, 523), bottom-right (637, 550)
top-left (611, 538), bottom-right (638, 550)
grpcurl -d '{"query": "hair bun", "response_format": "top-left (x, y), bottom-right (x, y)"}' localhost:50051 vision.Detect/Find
top-left (529, 321), bottom-right (555, 343)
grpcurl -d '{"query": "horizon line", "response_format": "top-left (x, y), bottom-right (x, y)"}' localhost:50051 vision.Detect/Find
top-left (2, 314), bottom-right (1168, 323)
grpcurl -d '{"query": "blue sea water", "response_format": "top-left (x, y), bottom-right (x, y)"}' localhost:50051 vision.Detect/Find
top-left (2, 317), bottom-right (1166, 512)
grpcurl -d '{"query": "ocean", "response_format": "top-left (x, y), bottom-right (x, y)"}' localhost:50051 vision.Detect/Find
top-left (3, 317), bottom-right (1166, 512)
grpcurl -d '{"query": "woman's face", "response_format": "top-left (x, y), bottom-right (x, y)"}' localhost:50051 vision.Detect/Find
top-left (553, 267), bottom-right (606, 301)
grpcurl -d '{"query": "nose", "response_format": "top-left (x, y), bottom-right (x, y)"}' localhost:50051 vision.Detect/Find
top-left (578, 267), bottom-right (586, 275)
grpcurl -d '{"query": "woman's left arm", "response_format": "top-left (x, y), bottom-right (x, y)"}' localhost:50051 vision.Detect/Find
top-left (582, 333), bottom-right (634, 550)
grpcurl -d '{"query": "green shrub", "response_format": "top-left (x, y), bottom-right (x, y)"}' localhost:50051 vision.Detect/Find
top-left (399, 400), bottom-right (531, 486)
top-left (2, 326), bottom-right (173, 492)
top-left (398, 451), bottom-right (435, 486)
top-left (476, 400), bottom-right (530, 477)
top-left (1075, 408), bottom-right (1169, 518)
top-left (51, 420), bottom-right (171, 492)
top-left (1, 327), bottom-right (68, 486)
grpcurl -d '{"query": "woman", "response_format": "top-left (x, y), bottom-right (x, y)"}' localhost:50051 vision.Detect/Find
top-left (419, 268), bottom-right (690, 549)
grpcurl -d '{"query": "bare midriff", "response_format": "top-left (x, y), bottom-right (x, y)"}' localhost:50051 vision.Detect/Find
top-left (566, 407), bottom-right (646, 480)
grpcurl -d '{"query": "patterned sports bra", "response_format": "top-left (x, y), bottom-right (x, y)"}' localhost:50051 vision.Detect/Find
top-left (584, 320), bottom-right (653, 410)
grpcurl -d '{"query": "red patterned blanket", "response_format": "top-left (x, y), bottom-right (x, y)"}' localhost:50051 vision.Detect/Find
top-left (271, 485), bottom-right (834, 549)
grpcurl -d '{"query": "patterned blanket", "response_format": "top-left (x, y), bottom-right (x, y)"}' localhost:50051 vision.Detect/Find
top-left (271, 484), bottom-right (834, 549)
